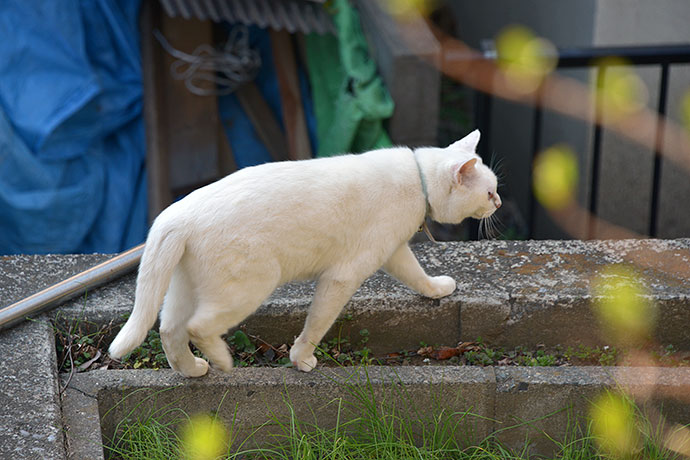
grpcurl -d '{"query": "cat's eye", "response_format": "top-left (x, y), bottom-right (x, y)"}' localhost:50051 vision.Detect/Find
top-left (488, 191), bottom-right (494, 200)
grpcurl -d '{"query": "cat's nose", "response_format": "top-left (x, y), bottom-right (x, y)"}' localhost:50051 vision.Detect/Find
top-left (494, 196), bottom-right (502, 209)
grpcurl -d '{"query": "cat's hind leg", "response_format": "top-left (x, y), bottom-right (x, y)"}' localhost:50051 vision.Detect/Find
top-left (186, 276), bottom-right (278, 373)
top-left (186, 305), bottom-right (236, 373)
top-left (159, 268), bottom-right (209, 378)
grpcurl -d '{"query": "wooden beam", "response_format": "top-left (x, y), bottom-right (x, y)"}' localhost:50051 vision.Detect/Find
top-left (139, 0), bottom-right (171, 222)
top-left (235, 82), bottom-right (290, 163)
top-left (270, 30), bottom-right (312, 160)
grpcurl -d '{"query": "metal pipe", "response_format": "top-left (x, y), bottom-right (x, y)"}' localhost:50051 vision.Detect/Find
top-left (0, 243), bottom-right (144, 331)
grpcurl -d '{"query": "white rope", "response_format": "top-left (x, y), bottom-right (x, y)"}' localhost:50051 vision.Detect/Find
top-left (153, 26), bottom-right (261, 96)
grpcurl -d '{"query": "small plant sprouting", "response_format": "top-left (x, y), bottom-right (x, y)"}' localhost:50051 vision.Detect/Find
top-left (125, 330), bottom-right (169, 370)
top-left (564, 344), bottom-right (619, 366)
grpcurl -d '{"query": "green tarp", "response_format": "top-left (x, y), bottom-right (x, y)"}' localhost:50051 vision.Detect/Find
top-left (305, 0), bottom-right (395, 157)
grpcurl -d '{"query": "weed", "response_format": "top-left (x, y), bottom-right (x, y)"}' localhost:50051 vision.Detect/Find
top-left (126, 331), bottom-right (169, 370)
top-left (315, 328), bottom-right (378, 367)
top-left (564, 345), bottom-right (619, 366)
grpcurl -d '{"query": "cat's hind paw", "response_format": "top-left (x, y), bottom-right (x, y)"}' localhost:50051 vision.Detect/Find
top-left (182, 357), bottom-right (209, 378)
top-left (426, 275), bottom-right (456, 299)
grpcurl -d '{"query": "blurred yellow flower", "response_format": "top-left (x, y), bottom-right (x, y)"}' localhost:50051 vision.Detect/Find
top-left (594, 58), bottom-right (648, 120)
top-left (592, 265), bottom-right (655, 348)
top-left (590, 391), bottom-right (641, 458)
top-left (496, 25), bottom-right (557, 94)
top-left (379, 0), bottom-right (435, 20)
top-left (532, 144), bottom-right (578, 210)
top-left (179, 413), bottom-right (229, 460)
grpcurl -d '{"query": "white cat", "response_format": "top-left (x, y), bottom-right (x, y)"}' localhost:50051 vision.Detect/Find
top-left (109, 130), bottom-right (501, 377)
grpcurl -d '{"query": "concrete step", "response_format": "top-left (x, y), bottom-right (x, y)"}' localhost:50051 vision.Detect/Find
top-left (1, 238), bottom-right (688, 458)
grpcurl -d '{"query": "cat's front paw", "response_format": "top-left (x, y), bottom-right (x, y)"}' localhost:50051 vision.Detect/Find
top-left (290, 343), bottom-right (318, 372)
top-left (426, 275), bottom-right (456, 299)
top-left (292, 355), bottom-right (318, 372)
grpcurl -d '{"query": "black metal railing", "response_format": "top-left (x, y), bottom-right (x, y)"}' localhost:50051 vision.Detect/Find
top-left (474, 43), bottom-right (690, 239)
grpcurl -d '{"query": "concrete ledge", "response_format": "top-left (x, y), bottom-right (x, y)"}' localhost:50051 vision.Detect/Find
top-left (61, 365), bottom-right (690, 459)
top-left (44, 239), bottom-right (690, 351)
top-left (1, 239), bottom-right (689, 458)
top-left (64, 366), bottom-right (496, 459)
top-left (0, 320), bottom-right (64, 459)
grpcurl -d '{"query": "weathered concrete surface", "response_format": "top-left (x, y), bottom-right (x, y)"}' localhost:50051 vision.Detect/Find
top-left (494, 366), bottom-right (614, 454)
top-left (37, 239), bottom-right (690, 353)
top-left (60, 365), bottom-right (690, 458)
top-left (0, 253), bottom-right (111, 307)
top-left (0, 320), bottom-right (64, 459)
top-left (62, 382), bottom-right (103, 460)
top-left (442, 239), bottom-right (690, 348)
top-left (1, 239), bottom-right (689, 458)
top-left (63, 366), bottom-right (496, 459)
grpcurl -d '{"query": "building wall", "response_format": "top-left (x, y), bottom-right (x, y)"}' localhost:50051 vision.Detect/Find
top-left (448, 0), bottom-right (690, 239)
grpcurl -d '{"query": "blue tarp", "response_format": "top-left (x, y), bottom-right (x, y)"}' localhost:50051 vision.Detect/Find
top-left (0, 0), bottom-right (146, 254)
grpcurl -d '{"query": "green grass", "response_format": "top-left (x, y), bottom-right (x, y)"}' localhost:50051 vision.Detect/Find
top-left (102, 368), bottom-right (687, 460)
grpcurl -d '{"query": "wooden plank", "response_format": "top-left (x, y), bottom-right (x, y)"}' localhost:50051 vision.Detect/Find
top-left (235, 82), bottom-right (290, 163)
top-left (140, 0), bottom-right (171, 222)
top-left (270, 30), bottom-right (312, 160)
top-left (217, 114), bottom-right (237, 177)
top-left (158, 14), bottom-right (221, 193)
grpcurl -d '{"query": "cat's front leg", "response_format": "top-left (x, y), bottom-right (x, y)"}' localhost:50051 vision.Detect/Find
top-left (291, 275), bottom-right (364, 372)
top-left (383, 244), bottom-right (456, 299)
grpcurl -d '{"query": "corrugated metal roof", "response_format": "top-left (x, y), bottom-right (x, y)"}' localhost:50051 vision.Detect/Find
top-left (159, 0), bottom-right (335, 34)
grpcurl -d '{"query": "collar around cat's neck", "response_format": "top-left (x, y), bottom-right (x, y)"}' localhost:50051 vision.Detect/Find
top-left (412, 150), bottom-right (437, 243)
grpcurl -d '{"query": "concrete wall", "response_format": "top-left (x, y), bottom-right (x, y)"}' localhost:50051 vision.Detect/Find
top-left (592, 0), bottom-right (690, 238)
top-left (448, 0), bottom-right (690, 238)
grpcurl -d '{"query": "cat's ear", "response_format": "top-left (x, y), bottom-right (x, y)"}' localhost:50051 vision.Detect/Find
top-left (449, 129), bottom-right (481, 152)
top-left (453, 158), bottom-right (478, 185)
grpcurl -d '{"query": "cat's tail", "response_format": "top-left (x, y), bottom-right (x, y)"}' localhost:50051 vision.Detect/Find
top-left (108, 219), bottom-right (187, 359)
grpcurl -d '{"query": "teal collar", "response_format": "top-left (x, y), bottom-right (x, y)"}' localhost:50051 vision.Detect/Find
top-left (412, 150), bottom-right (437, 243)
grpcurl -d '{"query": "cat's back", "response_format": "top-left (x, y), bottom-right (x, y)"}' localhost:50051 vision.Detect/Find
top-left (183, 147), bottom-right (416, 213)
top-left (158, 147), bottom-right (422, 257)
top-left (157, 147), bottom-right (424, 281)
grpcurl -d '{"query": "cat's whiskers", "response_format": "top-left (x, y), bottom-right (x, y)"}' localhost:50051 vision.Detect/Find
top-left (489, 153), bottom-right (506, 187)
top-left (490, 213), bottom-right (506, 239)
top-left (479, 212), bottom-right (505, 240)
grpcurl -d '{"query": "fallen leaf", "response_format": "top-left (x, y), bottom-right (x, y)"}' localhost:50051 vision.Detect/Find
top-left (457, 342), bottom-right (480, 352)
top-left (417, 346), bottom-right (434, 357)
top-left (431, 346), bottom-right (461, 360)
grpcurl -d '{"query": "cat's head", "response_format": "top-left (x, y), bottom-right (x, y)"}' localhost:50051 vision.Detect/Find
top-left (429, 130), bottom-right (502, 224)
